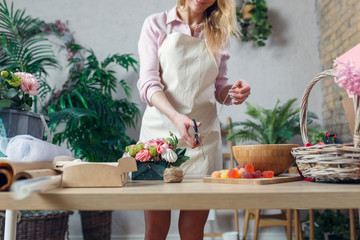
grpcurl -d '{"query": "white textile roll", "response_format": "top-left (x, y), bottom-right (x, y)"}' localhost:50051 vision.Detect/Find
top-left (6, 135), bottom-right (72, 162)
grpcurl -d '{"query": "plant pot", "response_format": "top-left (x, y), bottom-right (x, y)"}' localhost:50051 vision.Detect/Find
top-left (232, 144), bottom-right (299, 175)
top-left (0, 108), bottom-right (49, 139)
top-left (241, 4), bottom-right (254, 20)
top-left (131, 161), bottom-right (167, 180)
top-left (80, 210), bottom-right (112, 240)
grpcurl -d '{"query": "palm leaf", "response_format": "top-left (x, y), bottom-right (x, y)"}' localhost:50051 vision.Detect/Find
top-left (0, 0), bottom-right (59, 75)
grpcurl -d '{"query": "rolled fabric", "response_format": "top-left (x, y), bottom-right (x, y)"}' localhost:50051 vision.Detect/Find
top-left (6, 135), bottom-right (72, 162)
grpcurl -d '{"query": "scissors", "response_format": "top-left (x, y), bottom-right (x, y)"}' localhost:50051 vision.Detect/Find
top-left (192, 119), bottom-right (205, 160)
top-left (192, 119), bottom-right (201, 145)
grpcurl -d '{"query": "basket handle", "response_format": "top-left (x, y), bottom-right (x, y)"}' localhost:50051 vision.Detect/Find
top-left (299, 69), bottom-right (336, 145)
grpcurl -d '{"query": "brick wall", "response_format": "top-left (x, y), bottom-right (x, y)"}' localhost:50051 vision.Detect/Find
top-left (317, 0), bottom-right (360, 143)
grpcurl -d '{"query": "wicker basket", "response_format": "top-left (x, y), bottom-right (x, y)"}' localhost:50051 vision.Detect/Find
top-left (0, 211), bottom-right (73, 240)
top-left (291, 69), bottom-right (360, 182)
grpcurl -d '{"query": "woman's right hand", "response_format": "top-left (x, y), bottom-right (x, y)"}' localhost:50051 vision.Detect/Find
top-left (150, 92), bottom-right (201, 148)
top-left (172, 113), bottom-right (201, 149)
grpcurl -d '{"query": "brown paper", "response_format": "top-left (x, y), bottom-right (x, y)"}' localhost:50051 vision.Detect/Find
top-left (0, 161), bottom-right (53, 191)
top-left (59, 157), bottom-right (137, 188)
top-left (13, 169), bottom-right (58, 181)
top-left (342, 98), bottom-right (355, 135)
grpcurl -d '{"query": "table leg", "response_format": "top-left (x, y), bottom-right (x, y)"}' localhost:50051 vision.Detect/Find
top-left (309, 209), bottom-right (314, 240)
top-left (4, 210), bottom-right (17, 240)
top-left (349, 209), bottom-right (355, 240)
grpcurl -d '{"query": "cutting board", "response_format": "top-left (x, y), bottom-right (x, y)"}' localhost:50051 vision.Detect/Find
top-left (203, 174), bottom-right (302, 185)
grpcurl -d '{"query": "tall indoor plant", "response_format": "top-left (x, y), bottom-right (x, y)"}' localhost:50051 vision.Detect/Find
top-left (47, 44), bottom-right (139, 240)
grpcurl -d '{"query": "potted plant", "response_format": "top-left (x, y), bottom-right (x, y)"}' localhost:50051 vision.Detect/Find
top-left (228, 98), bottom-right (319, 174)
top-left (0, 0), bottom-right (58, 139)
top-left (236, 0), bottom-right (272, 47)
top-left (0, 2), bottom-right (75, 239)
top-left (46, 44), bottom-right (139, 240)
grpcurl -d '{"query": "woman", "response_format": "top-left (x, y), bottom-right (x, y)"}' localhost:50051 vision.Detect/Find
top-left (137, 0), bottom-right (251, 239)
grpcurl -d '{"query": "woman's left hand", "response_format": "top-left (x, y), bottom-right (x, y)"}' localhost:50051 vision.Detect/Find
top-left (229, 80), bottom-right (251, 105)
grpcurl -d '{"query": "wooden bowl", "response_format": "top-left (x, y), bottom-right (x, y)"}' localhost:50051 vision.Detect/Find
top-left (232, 144), bottom-right (299, 175)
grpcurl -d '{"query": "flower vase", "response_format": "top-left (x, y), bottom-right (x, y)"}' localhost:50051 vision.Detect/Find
top-left (0, 108), bottom-right (48, 139)
top-left (132, 161), bottom-right (167, 180)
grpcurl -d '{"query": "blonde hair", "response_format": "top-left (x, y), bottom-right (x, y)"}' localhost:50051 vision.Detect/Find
top-left (177, 0), bottom-right (239, 56)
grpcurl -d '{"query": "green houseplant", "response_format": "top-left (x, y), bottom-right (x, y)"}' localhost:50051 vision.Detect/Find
top-left (236, 0), bottom-right (272, 47)
top-left (0, 1), bottom-right (73, 239)
top-left (228, 98), bottom-right (320, 174)
top-left (302, 209), bottom-right (358, 240)
top-left (46, 44), bottom-right (139, 240)
top-left (0, 0), bottom-right (58, 139)
top-left (47, 44), bottom-right (139, 162)
top-left (227, 98), bottom-right (319, 144)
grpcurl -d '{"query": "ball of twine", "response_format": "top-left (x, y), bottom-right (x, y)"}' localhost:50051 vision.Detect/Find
top-left (163, 167), bottom-right (184, 183)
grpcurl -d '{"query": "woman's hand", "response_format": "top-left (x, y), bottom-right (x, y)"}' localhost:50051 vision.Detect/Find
top-left (229, 80), bottom-right (251, 105)
top-left (172, 113), bottom-right (201, 149)
top-left (150, 92), bottom-right (201, 149)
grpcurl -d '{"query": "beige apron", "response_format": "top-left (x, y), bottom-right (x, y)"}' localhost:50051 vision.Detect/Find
top-left (139, 31), bottom-right (222, 177)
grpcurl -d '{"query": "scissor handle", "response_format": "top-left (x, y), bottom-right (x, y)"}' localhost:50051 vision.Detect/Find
top-left (192, 119), bottom-right (198, 132)
top-left (192, 119), bottom-right (200, 144)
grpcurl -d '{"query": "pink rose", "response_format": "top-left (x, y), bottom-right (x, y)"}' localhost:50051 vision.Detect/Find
top-left (156, 145), bottom-right (165, 155)
top-left (135, 150), bottom-right (152, 162)
top-left (155, 138), bottom-right (165, 145)
top-left (147, 140), bottom-right (157, 146)
top-left (15, 72), bottom-right (40, 96)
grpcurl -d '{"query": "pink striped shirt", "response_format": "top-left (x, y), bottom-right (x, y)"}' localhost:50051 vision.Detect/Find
top-left (137, 5), bottom-right (230, 106)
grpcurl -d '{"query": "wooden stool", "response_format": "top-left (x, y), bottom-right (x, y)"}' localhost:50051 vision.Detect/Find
top-left (243, 209), bottom-right (302, 240)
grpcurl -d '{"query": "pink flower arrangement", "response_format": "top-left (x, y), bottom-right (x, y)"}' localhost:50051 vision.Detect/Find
top-left (334, 58), bottom-right (360, 96)
top-left (124, 132), bottom-right (189, 167)
top-left (0, 70), bottom-right (40, 111)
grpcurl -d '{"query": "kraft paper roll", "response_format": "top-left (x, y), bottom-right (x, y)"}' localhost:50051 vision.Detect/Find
top-left (13, 169), bottom-right (58, 181)
top-left (0, 161), bottom-right (53, 191)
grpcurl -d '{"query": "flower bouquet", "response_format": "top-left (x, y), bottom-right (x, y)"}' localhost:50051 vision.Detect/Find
top-left (124, 132), bottom-right (189, 180)
top-left (334, 58), bottom-right (360, 147)
top-left (0, 71), bottom-right (39, 111)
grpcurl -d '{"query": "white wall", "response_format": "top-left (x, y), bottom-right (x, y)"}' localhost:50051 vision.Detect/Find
top-left (13, 0), bottom-right (321, 239)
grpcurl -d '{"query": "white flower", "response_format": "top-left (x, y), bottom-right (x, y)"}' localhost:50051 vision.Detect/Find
top-left (161, 149), bottom-right (177, 163)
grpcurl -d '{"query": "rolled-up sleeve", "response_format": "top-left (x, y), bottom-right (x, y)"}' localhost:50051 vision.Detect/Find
top-left (137, 17), bottom-right (165, 106)
top-left (214, 45), bottom-right (230, 105)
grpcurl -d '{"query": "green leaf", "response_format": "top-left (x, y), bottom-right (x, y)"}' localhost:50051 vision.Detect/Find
top-left (0, 99), bottom-right (12, 109)
top-left (2, 88), bottom-right (18, 98)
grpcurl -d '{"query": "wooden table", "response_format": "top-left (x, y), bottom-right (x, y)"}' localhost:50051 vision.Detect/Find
top-left (1, 179), bottom-right (360, 210)
top-left (1, 179), bottom-right (359, 239)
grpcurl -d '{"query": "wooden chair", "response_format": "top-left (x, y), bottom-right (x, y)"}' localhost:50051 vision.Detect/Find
top-left (204, 117), bottom-right (239, 238)
top-left (243, 209), bottom-right (302, 240)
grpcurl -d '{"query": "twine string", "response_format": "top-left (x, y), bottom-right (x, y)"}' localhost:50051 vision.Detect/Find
top-left (182, 93), bottom-right (230, 175)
